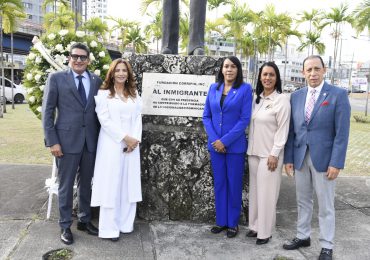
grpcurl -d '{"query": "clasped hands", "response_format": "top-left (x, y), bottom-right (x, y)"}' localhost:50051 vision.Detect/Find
top-left (212, 140), bottom-right (226, 153)
top-left (123, 135), bottom-right (140, 153)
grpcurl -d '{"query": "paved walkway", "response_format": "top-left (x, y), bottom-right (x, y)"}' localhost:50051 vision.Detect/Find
top-left (1, 164), bottom-right (370, 260)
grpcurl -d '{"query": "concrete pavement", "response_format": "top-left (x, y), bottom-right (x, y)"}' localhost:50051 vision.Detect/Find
top-left (1, 164), bottom-right (370, 260)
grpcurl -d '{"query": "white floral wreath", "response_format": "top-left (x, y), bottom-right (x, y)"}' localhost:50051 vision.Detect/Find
top-left (23, 29), bottom-right (112, 119)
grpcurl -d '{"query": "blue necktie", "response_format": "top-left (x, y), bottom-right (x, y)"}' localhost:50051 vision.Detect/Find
top-left (77, 75), bottom-right (87, 106)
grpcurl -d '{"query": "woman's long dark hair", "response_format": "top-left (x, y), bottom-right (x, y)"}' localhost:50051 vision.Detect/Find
top-left (216, 56), bottom-right (244, 90)
top-left (101, 58), bottom-right (137, 99)
top-left (255, 62), bottom-right (282, 104)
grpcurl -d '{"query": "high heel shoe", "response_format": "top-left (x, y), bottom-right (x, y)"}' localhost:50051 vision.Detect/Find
top-left (256, 236), bottom-right (272, 245)
top-left (211, 225), bottom-right (227, 234)
top-left (226, 226), bottom-right (239, 238)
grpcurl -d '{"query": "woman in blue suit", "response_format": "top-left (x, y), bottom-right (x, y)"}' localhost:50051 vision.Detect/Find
top-left (203, 56), bottom-right (253, 238)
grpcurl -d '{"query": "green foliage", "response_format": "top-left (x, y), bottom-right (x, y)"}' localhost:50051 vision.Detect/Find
top-left (353, 115), bottom-right (370, 123)
top-left (22, 29), bottom-right (112, 119)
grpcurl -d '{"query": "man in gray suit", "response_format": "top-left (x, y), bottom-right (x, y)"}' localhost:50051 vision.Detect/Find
top-left (42, 42), bottom-right (102, 245)
top-left (283, 55), bottom-right (351, 260)
top-left (161, 0), bottom-right (207, 55)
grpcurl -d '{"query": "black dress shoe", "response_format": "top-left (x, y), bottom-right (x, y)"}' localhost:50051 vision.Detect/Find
top-left (110, 237), bottom-right (119, 242)
top-left (283, 237), bottom-right (311, 250)
top-left (211, 225), bottom-right (227, 234)
top-left (246, 230), bottom-right (257, 237)
top-left (319, 248), bottom-right (333, 260)
top-left (226, 226), bottom-right (239, 238)
top-left (77, 221), bottom-right (99, 236)
top-left (256, 236), bottom-right (272, 245)
top-left (60, 228), bottom-right (73, 245)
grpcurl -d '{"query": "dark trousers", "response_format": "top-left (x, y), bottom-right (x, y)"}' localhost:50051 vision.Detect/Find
top-left (210, 151), bottom-right (245, 228)
top-left (57, 144), bottom-right (96, 229)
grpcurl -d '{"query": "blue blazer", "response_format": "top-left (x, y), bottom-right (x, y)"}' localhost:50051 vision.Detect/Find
top-left (284, 82), bottom-right (351, 172)
top-left (203, 82), bottom-right (253, 153)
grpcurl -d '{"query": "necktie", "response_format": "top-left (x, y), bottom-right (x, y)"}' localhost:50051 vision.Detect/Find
top-left (305, 89), bottom-right (316, 124)
top-left (77, 75), bottom-right (87, 106)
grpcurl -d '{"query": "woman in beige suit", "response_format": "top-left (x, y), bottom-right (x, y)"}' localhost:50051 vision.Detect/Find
top-left (246, 62), bottom-right (291, 245)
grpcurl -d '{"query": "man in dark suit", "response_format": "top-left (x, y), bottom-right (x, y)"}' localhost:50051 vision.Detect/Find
top-left (42, 42), bottom-right (102, 245)
top-left (283, 55), bottom-right (351, 260)
top-left (162, 0), bottom-right (207, 55)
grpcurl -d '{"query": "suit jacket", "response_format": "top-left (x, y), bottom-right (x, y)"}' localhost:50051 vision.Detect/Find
top-left (203, 82), bottom-right (253, 153)
top-left (284, 82), bottom-right (351, 172)
top-left (42, 68), bottom-right (102, 154)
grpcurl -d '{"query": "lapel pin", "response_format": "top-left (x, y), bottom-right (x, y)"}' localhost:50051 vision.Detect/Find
top-left (323, 93), bottom-right (327, 96)
top-left (233, 90), bottom-right (236, 94)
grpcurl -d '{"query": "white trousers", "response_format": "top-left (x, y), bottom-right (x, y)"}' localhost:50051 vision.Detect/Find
top-left (295, 152), bottom-right (336, 249)
top-left (98, 159), bottom-right (137, 238)
top-left (248, 155), bottom-right (283, 239)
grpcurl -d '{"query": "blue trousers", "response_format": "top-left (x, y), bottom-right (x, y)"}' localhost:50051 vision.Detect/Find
top-left (210, 152), bottom-right (245, 228)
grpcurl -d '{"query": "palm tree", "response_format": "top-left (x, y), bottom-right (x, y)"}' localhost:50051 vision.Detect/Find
top-left (298, 31), bottom-right (325, 55)
top-left (82, 17), bottom-right (108, 41)
top-left (145, 11), bottom-right (162, 53)
top-left (297, 9), bottom-right (322, 56)
top-left (207, 0), bottom-right (231, 17)
top-left (320, 3), bottom-right (353, 83)
top-left (205, 17), bottom-right (226, 55)
top-left (352, 0), bottom-right (370, 34)
top-left (108, 16), bottom-right (138, 53)
top-left (42, 0), bottom-right (70, 16)
top-left (140, 0), bottom-right (189, 15)
top-left (124, 26), bottom-right (148, 54)
top-left (0, 0), bottom-right (25, 116)
top-left (43, 5), bottom-right (76, 31)
top-left (224, 1), bottom-right (255, 55)
top-left (179, 12), bottom-right (190, 54)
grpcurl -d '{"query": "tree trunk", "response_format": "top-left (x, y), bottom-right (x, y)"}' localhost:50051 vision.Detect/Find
top-left (1, 17), bottom-right (6, 115)
top-left (11, 32), bottom-right (14, 109)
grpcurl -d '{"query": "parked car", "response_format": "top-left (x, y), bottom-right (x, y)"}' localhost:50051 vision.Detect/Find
top-left (0, 77), bottom-right (26, 104)
top-left (351, 87), bottom-right (366, 93)
top-left (284, 84), bottom-right (297, 93)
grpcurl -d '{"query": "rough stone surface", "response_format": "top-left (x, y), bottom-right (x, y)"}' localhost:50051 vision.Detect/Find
top-left (127, 54), bottom-right (249, 223)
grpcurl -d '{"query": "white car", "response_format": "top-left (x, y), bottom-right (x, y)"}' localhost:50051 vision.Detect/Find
top-left (0, 77), bottom-right (26, 104)
top-left (284, 84), bottom-right (297, 93)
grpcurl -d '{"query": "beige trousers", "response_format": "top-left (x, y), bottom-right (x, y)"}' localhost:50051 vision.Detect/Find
top-left (248, 155), bottom-right (283, 239)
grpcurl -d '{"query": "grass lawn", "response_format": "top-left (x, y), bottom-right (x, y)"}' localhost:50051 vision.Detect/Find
top-left (0, 104), bottom-right (51, 165)
top-left (0, 104), bottom-right (369, 175)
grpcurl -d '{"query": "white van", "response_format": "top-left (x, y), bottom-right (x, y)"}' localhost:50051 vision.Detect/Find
top-left (0, 77), bottom-right (26, 104)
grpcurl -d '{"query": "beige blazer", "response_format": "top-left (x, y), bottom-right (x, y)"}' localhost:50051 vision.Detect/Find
top-left (247, 91), bottom-right (291, 158)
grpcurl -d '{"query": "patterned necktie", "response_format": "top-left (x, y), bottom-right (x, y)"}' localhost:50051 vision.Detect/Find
top-left (77, 75), bottom-right (87, 106)
top-left (305, 89), bottom-right (316, 124)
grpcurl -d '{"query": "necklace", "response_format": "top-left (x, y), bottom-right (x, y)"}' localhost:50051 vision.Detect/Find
top-left (223, 86), bottom-right (232, 95)
top-left (114, 86), bottom-right (127, 102)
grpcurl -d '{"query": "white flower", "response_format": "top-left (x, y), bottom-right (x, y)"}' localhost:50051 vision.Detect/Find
top-left (36, 106), bottom-right (42, 112)
top-left (89, 53), bottom-right (95, 61)
top-left (90, 40), bottom-right (98, 48)
top-left (54, 54), bottom-right (67, 65)
top-left (94, 69), bottom-right (101, 76)
top-left (28, 96), bottom-right (36, 103)
top-left (26, 73), bottom-right (33, 81)
top-left (35, 74), bottom-right (42, 82)
top-left (39, 85), bottom-right (45, 91)
top-left (28, 53), bottom-right (36, 60)
top-left (27, 87), bottom-right (34, 94)
top-left (98, 51), bottom-right (105, 57)
top-left (47, 33), bottom-right (56, 40)
top-left (76, 31), bottom-right (85, 37)
top-left (35, 56), bottom-right (42, 64)
top-left (55, 44), bottom-right (64, 52)
top-left (59, 29), bottom-right (69, 36)
top-left (103, 64), bottom-right (109, 70)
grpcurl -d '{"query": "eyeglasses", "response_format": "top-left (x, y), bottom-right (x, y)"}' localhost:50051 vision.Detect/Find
top-left (70, 54), bottom-right (88, 61)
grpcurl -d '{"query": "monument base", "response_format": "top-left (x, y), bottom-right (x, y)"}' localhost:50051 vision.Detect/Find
top-left (128, 54), bottom-right (249, 223)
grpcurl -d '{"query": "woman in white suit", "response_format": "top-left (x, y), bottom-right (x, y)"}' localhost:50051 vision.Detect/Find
top-left (246, 62), bottom-right (290, 245)
top-left (91, 59), bottom-right (142, 241)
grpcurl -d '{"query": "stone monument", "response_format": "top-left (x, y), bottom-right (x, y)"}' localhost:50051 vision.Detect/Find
top-left (127, 54), bottom-right (249, 223)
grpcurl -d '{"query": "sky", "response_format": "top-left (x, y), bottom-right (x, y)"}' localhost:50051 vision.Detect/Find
top-left (107, 0), bottom-right (370, 64)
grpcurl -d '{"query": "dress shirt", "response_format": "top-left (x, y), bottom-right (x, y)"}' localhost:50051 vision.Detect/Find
top-left (247, 91), bottom-right (291, 158)
top-left (72, 70), bottom-right (90, 99)
top-left (304, 80), bottom-right (324, 111)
